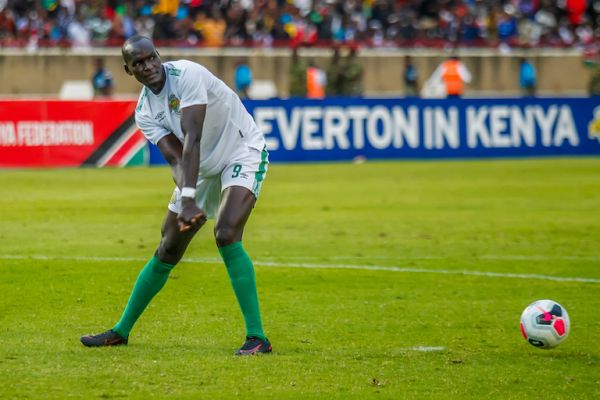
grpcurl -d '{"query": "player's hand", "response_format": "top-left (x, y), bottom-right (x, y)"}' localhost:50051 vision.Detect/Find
top-left (178, 198), bottom-right (206, 232)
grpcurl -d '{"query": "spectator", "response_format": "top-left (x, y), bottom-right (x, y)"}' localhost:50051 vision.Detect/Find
top-left (429, 55), bottom-right (472, 98)
top-left (403, 55), bottom-right (419, 97)
top-left (224, 1), bottom-right (249, 43)
top-left (566, 0), bottom-right (587, 26)
top-left (67, 10), bottom-right (91, 48)
top-left (197, 6), bottom-right (226, 47)
top-left (0, 1), bottom-right (599, 48)
top-left (519, 57), bottom-right (537, 97)
top-left (497, 8), bottom-right (518, 42)
top-left (234, 59), bottom-right (253, 99)
top-left (134, 12), bottom-right (155, 39)
top-left (153, 0), bottom-right (179, 17)
top-left (91, 58), bottom-right (113, 97)
top-left (111, 3), bottom-right (137, 40)
top-left (152, 0), bottom-right (178, 40)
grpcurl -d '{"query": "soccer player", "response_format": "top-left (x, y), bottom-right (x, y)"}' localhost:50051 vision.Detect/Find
top-left (80, 35), bottom-right (272, 355)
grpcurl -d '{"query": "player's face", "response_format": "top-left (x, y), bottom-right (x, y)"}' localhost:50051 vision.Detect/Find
top-left (124, 43), bottom-right (164, 89)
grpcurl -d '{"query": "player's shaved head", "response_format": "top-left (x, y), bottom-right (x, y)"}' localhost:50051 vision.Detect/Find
top-left (122, 35), bottom-right (165, 93)
top-left (122, 35), bottom-right (155, 63)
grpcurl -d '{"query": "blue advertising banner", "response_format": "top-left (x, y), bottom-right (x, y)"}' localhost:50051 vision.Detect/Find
top-left (149, 97), bottom-right (600, 164)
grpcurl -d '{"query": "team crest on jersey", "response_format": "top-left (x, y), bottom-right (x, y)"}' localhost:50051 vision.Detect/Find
top-left (168, 95), bottom-right (180, 114)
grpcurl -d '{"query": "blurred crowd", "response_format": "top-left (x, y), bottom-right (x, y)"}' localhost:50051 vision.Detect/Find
top-left (0, 0), bottom-right (599, 48)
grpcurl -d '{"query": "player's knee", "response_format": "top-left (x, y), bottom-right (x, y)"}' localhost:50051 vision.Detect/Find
top-left (156, 240), bottom-right (184, 265)
top-left (214, 224), bottom-right (239, 247)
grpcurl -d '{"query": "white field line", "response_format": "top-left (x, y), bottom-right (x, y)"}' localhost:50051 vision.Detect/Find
top-left (1, 254), bottom-right (599, 284)
top-left (482, 254), bottom-right (599, 261)
top-left (299, 255), bottom-right (446, 260)
top-left (265, 254), bottom-right (600, 262)
top-left (252, 261), bottom-right (600, 283)
top-left (398, 346), bottom-right (446, 352)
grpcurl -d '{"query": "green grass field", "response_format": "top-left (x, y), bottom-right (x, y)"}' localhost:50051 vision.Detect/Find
top-left (1, 158), bottom-right (599, 399)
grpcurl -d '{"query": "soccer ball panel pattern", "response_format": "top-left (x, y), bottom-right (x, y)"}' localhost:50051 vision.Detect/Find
top-left (520, 299), bottom-right (570, 349)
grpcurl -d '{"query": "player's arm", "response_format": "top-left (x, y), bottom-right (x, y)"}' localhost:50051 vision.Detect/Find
top-left (179, 104), bottom-right (206, 193)
top-left (136, 112), bottom-right (183, 185)
top-left (177, 104), bottom-right (208, 231)
top-left (156, 134), bottom-right (184, 188)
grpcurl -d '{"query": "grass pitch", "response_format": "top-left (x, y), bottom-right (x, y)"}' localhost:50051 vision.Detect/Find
top-left (0, 158), bottom-right (599, 399)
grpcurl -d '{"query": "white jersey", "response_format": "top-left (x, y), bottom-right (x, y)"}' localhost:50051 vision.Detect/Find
top-left (135, 60), bottom-right (265, 176)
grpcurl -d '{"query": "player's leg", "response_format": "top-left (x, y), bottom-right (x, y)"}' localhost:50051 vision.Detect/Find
top-left (112, 210), bottom-right (201, 335)
top-left (214, 186), bottom-right (255, 247)
top-left (81, 209), bottom-right (201, 347)
top-left (215, 185), bottom-right (271, 354)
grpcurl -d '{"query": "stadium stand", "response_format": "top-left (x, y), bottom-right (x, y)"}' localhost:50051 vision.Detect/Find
top-left (0, 0), bottom-right (598, 49)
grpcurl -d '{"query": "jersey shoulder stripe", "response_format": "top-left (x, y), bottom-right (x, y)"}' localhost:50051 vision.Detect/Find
top-left (165, 62), bottom-right (184, 78)
top-left (168, 67), bottom-right (182, 77)
top-left (136, 87), bottom-right (148, 112)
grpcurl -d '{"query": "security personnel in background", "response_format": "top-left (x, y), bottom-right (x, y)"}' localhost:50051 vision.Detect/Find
top-left (289, 46), bottom-right (307, 97)
top-left (326, 47), bottom-right (343, 96)
top-left (340, 45), bottom-right (363, 97)
top-left (403, 55), bottom-right (419, 97)
top-left (429, 55), bottom-right (472, 98)
top-left (590, 66), bottom-right (600, 95)
top-left (519, 58), bottom-right (537, 97)
top-left (234, 59), bottom-right (253, 99)
top-left (306, 59), bottom-right (326, 99)
top-left (91, 58), bottom-right (113, 97)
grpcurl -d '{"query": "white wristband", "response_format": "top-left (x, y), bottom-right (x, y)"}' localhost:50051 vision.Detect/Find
top-left (180, 187), bottom-right (196, 199)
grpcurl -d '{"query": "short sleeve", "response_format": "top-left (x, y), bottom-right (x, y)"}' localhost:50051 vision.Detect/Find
top-left (135, 112), bottom-right (169, 145)
top-left (177, 62), bottom-right (209, 109)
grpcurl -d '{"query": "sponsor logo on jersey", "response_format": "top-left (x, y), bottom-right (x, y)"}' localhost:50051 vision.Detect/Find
top-left (168, 95), bottom-right (180, 115)
top-left (154, 111), bottom-right (166, 122)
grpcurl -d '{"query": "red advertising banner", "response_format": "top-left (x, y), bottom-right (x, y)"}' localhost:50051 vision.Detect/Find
top-left (0, 100), bottom-right (147, 168)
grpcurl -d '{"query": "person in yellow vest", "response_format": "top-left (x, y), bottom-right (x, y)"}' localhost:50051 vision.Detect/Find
top-left (429, 55), bottom-right (472, 98)
top-left (306, 59), bottom-right (327, 99)
top-left (153, 0), bottom-right (179, 16)
top-left (191, 7), bottom-right (226, 47)
top-left (152, 0), bottom-right (179, 39)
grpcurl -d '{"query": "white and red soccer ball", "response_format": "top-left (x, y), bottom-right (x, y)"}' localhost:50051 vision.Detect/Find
top-left (520, 299), bottom-right (570, 349)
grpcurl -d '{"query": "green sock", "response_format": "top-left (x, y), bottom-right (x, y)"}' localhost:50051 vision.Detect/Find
top-left (113, 255), bottom-right (175, 338)
top-left (219, 242), bottom-right (266, 340)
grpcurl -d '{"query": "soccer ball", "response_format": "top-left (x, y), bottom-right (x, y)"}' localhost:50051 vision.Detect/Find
top-left (520, 299), bottom-right (570, 349)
